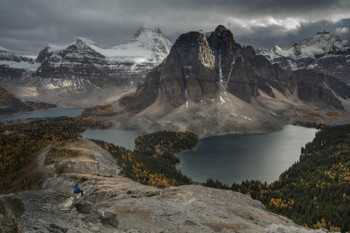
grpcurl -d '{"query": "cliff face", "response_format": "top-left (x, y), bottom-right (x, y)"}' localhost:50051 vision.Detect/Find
top-left (159, 31), bottom-right (217, 107)
top-left (0, 139), bottom-right (327, 233)
top-left (120, 25), bottom-right (350, 113)
top-left (120, 26), bottom-right (260, 112)
top-left (291, 69), bottom-right (350, 110)
top-left (120, 31), bottom-right (218, 112)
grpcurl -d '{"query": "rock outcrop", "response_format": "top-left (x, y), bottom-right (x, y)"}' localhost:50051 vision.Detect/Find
top-left (290, 69), bottom-right (350, 110)
top-left (0, 138), bottom-right (329, 233)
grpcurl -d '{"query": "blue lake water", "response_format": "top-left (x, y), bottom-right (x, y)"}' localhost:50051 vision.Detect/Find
top-left (0, 108), bottom-right (82, 122)
top-left (177, 125), bottom-right (318, 185)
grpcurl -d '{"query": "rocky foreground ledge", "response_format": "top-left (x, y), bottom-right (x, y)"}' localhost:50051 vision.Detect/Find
top-left (0, 139), bottom-right (329, 233)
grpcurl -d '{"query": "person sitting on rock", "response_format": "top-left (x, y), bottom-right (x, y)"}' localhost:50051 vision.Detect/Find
top-left (73, 182), bottom-right (84, 196)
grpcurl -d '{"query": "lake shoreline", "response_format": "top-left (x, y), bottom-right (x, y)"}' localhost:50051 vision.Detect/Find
top-left (0, 108), bottom-right (83, 122)
top-left (176, 125), bottom-right (318, 185)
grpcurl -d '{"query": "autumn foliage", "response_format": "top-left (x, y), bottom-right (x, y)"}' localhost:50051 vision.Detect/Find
top-left (206, 124), bottom-right (350, 232)
top-left (93, 130), bottom-right (198, 188)
top-left (0, 116), bottom-right (108, 192)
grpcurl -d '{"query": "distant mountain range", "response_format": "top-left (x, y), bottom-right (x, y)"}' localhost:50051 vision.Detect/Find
top-left (258, 30), bottom-right (350, 85)
top-left (0, 28), bottom-right (172, 107)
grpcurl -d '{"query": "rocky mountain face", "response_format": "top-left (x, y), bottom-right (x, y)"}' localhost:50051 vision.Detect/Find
top-left (0, 138), bottom-right (328, 232)
top-left (34, 28), bottom-right (173, 90)
top-left (0, 46), bottom-right (40, 80)
top-left (258, 31), bottom-right (350, 85)
top-left (0, 28), bottom-right (172, 107)
top-left (120, 26), bottom-right (350, 112)
top-left (115, 25), bottom-right (350, 137)
top-left (35, 37), bottom-right (113, 92)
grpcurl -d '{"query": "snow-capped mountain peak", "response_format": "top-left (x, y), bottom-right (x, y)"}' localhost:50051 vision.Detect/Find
top-left (257, 30), bottom-right (350, 84)
top-left (300, 30), bottom-right (348, 54)
top-left (45, 37), bottom-right (97, 54)
top-left (1, 27), bottom-right (173, 96)
top-left (259, 31), bottom-right (349, 61)
top-left (108, 27), bottom-right (173, 64)
top-left (130, 27), bottom-right (171, 51)
top-left (40, 28), bottom-right (173, 66)
top-left (46, 43), bottom-right (69, 53)
top-left (75, 36), bottom-right (96, 46)
top-left (0, 45), bottom-right (40, 71)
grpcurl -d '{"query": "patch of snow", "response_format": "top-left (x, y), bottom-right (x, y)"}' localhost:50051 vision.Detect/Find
top-left (75, 36), bottom-right (95, 45)
top-left (45, 83), bottom-right (60, 89)
top-left (307, 63), bottom-right (318, 69)
top-left (94, 28), bottom-right (173, 65)
top-left (22, 55), bottom-right (37, 59)
top-left (186, 101), bottom-right (189, 108)
top-left (47, 43), bottom-right (70, 53)
top-left (218, 49), bottom-right (224, 87)
top-left (130, 63), bottom-right (137, 72)
top-left (259, 31), bottom-right (349, 63)
top-left (225, 62), bottom-right (234, 89)
top-left (44, 28), bottom-right (172, 68)
top-left (220, 95), bottom-right (225, 103)
top-left (0, 45), bottom-right (11, 52)
top-left (287, 60), bottom-right (298, 70)
top-left (0, 60), bottom-right (40, 71)
top-left (241, 115), bottom-right (253, 121)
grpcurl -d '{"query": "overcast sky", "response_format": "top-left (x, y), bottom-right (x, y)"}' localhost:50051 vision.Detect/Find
top-left (1, 0), bottom-right (350, 55)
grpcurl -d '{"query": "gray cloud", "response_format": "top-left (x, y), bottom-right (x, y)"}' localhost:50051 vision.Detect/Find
top-left (236, 18), bottom-right (350, 49)
top-left (336, 27), bottom-right (349, 34)
top-left (0, 0), bottom-right (349, 55)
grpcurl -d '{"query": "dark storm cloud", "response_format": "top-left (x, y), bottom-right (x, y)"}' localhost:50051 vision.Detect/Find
top-left (0, 0), bottom-right (349, 55)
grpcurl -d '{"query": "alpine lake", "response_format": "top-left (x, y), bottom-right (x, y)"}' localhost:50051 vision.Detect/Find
top-left (1, 109), bottom-right (317, 185)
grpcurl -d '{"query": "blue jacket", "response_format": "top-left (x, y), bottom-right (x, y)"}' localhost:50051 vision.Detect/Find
top-left (73, 183), bottom-right (80, 193)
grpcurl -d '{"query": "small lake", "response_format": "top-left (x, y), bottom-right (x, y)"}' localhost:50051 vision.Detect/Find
top-left (82, 129), bottom-right (141, 151)
top-left (0, 108), bottom-right (82, 122)
top-left (177, 125), bottom-right (317, 185)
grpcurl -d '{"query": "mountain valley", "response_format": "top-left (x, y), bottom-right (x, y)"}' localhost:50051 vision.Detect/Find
top-left (0, 118), bottom-right (331, 232)
top-left (1, 26), bottom-right (349, 135)
top-left (1, 24), bottom-right (350, 233)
